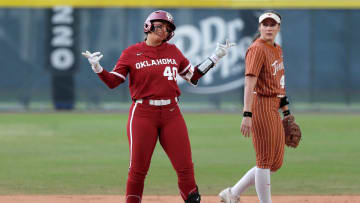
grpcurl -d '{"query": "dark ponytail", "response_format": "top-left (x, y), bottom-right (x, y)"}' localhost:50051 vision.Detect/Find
top-left (252, 32), bottom-right (261, 42)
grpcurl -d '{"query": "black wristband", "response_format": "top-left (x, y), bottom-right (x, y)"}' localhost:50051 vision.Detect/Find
top-left (280, 96), bottom-right (290, 108)
top-left (243, 111), bottom-right (253, 117)
top-left (283, 110), bottom-right (291, 116)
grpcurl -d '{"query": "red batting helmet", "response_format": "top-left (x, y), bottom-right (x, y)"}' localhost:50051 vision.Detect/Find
top-left (144, 10), bottom-right (176, 41)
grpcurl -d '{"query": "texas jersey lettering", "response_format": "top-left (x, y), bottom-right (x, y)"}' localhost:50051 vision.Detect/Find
top-left (245, 38), bottom-right (286, 96)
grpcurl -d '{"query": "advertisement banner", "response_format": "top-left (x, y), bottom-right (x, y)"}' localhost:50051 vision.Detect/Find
top-left (169, 10), bottom-right (278, 94)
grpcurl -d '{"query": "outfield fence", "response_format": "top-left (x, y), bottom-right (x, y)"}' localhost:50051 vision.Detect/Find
top-left (0, 6), bottom-right (359, 112)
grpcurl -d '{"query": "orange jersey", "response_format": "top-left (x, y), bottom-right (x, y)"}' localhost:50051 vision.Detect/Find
top-left (245, 38), bottom-right (286, 97)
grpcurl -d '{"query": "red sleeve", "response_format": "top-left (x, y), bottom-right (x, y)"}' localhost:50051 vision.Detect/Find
top-left (112, 50), bottom-right (130, 79)
top-left (97, 50), bottom-right (129, 89)
top-left (245, 46), bottom-right (265, 77)
top-left (97, 69), bottom-right (122, 89)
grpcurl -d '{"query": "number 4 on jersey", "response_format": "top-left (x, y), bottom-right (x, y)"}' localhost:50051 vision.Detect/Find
top-left (280, 75), bottom-right (285, 89)
top-left (163, 66), bottom-right (177, 81)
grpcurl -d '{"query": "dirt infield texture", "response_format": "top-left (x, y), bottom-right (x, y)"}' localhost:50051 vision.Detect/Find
top-left (0, 195), bottom-right (360, 203)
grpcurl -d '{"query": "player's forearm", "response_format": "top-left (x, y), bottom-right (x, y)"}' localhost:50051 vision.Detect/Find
top-left (243, 76), bottom-right (257, 112)
top-left (190, 58), bottom-right (216, 85)
top-left (97, 69), bottom-right (123, 89)
top-left (187, 39), bottom-right (236, 85)
top-left (280, 105), bottom-right (289, 112)
top-left (82, 51), bottom-right (125, 89)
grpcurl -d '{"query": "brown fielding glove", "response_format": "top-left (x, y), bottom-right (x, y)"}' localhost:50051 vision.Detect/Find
top-left (282, 115), bottom-right (302, 148)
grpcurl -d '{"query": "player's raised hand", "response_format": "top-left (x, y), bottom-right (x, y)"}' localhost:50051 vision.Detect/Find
top-left (210, 39), bottom-right (236, 63)
top-left (215, 39), bottom-right (236, 58)
top-left (82, 50), bottom-right (104, 73)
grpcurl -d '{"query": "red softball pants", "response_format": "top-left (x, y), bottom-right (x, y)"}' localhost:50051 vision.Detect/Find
top-left (125, 100), bottom-right (197, 203)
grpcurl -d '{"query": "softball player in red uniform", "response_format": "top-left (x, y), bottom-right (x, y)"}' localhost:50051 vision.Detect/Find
top-left (219, 11), bottom-right (292, 203)
top-left (82, 10), bottom-right (235, 203)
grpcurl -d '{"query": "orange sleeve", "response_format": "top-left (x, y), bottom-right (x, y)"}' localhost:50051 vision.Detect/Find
top-left (245, 46), bottom-right (265, 77)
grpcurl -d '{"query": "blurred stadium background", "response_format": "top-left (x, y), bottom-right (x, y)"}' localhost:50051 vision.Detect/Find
top-left (1, 1), bottom-right (360, 202)
top-left (1, 0), bottom-right (360, 112)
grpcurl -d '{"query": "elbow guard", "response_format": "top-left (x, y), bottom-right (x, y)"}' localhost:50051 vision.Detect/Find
top-left (190, 58), bottom-right (215, 85)
top-left (197, 57), bottom-right (215, 74)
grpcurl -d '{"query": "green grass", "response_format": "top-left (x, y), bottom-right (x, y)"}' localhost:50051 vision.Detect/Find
top-left (0, 113), bottom-right (359, 195)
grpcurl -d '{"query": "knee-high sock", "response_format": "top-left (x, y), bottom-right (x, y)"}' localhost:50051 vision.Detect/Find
top-left (255, 167), bottom-right (272, 203)
top-left (231, 166), bottom-right (256, 196)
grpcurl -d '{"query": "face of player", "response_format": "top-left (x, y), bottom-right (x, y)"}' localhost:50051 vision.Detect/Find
top-left (259, 18), bottom-right (280, 44)
top-left (147, 21), bottom-right (172, 45)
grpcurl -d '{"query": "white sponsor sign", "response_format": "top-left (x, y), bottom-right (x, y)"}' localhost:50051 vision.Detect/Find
top-left (172, 16), bottom-right (281, 94)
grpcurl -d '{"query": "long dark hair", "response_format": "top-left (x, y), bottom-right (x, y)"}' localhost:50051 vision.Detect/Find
top-left (252, 10), bottom-right (282, 42)
top-left (252, 32), bottom-right (261, 43)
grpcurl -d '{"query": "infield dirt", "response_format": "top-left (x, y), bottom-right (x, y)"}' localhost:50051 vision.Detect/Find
top-left (0, 195), bottom-right (360, 203)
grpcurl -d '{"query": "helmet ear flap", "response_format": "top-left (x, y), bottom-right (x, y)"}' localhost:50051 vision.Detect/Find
top-left (166, 32), bottom-right (174, 41)
top-left (150, 23), bottom-right (155, 32)
top-left (144, 21), bottom-right (155, 33)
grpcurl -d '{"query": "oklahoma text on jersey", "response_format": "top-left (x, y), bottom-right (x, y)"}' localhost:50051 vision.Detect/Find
top-left (135, 58), bottom-right (178, 69)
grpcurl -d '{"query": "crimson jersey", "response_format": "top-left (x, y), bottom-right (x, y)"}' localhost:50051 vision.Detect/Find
top-left (245, 38), bottom-right (286, 96)
top-left (98, 41), bottom-right (192, 100)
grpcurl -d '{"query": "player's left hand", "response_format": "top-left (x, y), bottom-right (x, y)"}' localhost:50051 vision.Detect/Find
top-left (210, 39), bottom-right (236, 63)
top-left (283, 115), bottom-right (302, 148)
top-left (215, 39), bottom-right (236, 58)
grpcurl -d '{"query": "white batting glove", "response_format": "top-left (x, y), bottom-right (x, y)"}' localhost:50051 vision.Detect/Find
top-left (81, 50), bottom-right (104, 73)
top-left (210, 39), bottom-right (236, 64)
